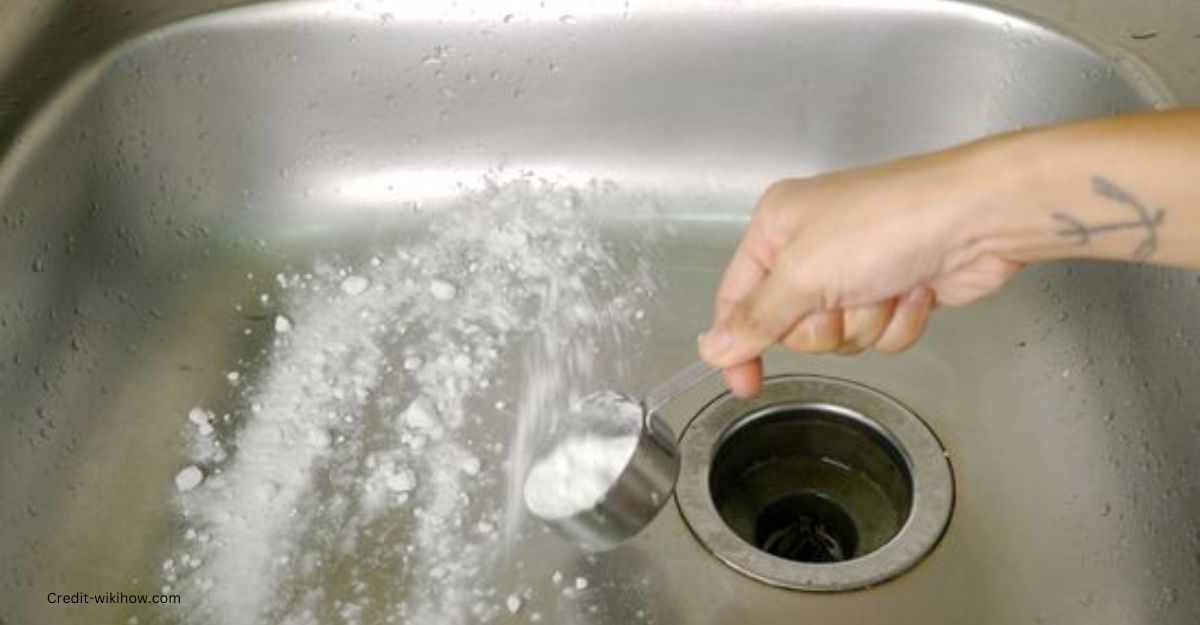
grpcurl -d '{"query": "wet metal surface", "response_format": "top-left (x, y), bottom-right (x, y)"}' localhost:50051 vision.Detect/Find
top-left (1, 1), bottom-right (1198, 624)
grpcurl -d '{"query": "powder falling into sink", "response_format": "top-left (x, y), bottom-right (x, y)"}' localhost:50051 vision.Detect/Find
top-left (163, 175), bottom-right (660, 625)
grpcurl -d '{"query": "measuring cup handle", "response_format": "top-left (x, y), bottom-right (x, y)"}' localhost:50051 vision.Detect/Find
top-left (644, 360), bottom-right (718, 415)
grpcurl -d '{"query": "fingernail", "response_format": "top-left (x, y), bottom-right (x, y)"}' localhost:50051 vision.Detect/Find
top-left (699, 326), bottom-right (734, 358)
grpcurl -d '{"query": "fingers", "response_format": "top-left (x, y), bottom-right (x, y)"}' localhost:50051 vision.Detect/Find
top-left (722, 359), bottom-right (764, 398)
top-left (875, 287), bottom-right (935, 353)
top-left (781, 310), bottom-right (843, 353)
top-left (707, 293), bottom-right (931, 363)
top-left (776, 299), bottom-right (901, 354)
top-left (706, 292), bottom-right (933, 400)
top-left (838, 299), bottom-right (897, 354)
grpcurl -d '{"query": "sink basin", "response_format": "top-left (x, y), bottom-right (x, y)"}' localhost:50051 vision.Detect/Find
top-left (2, 1), bottom-right (1197, 624)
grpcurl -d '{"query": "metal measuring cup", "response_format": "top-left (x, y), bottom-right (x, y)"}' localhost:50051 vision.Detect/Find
top-left (524, 361), bottom-right (716, 551)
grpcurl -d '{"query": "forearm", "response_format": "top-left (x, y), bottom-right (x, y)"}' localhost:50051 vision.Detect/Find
top-left (699, 109), bottom-right (1200, 382)
top-left (953, 109), bottom-right (1200, 268)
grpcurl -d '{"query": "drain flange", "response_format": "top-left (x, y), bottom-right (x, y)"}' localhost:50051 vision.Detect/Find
top-left (676, 375), bottom-right (953, 592)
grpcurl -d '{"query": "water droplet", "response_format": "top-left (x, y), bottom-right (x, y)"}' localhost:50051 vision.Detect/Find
top-left (421, 45), bottom-right (451, 65)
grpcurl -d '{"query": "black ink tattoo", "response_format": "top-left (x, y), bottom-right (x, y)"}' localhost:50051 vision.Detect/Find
top-left (1051, 176), bottom-right (1165, 260)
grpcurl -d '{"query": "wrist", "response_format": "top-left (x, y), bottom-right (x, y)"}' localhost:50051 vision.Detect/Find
top-left (944, 127), bottom-right (1080, 265)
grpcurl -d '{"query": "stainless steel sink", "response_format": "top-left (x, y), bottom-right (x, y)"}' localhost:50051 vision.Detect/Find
top-left (2, 1), bottom-right (1198, 624)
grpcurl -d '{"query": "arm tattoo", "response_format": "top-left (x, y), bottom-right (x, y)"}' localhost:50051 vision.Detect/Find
top-left (1051, 176), bottom-right (1165, 260)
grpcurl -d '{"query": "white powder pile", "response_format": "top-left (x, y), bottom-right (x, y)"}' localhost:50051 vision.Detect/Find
top-left (174, 466), bottom-right (204, 492)
top-left (522, 390), bottom-right (647, 520)
top-left (162, 175), bottom-right (661, 625)
top-left (523, 434), bottom-right (639, 519)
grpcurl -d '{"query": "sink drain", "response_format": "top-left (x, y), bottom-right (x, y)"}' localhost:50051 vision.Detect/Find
top-left (676, 375), bottom-right (953, 591)
top-left (754, 492), bottom-right (858, 563)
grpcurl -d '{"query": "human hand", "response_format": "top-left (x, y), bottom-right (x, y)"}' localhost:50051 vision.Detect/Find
top-left (699, 147), bottom-right (1024, 396)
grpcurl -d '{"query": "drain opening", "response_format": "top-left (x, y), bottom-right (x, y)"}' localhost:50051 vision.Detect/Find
top-left (709, 406), bottom-right (912, 564)
top-left (676, 375), bottom-right (953, 592)
top-left (754, 492), bottom-right (858, 563)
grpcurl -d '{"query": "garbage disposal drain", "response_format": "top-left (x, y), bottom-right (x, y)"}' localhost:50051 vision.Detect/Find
top-left (676, 375), bottom-right (953, 592)
top-left (755, 492), bottom-right (858, 563)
